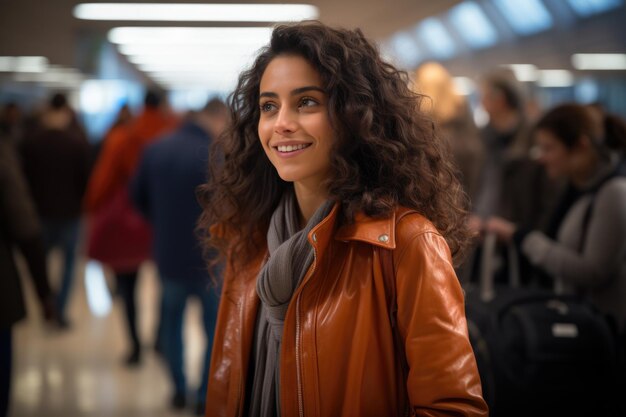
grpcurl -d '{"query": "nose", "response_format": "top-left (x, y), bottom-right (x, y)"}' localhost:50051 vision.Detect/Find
top-left (274, 106), bottom-right (298, 135)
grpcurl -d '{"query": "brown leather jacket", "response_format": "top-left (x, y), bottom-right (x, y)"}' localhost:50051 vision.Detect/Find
top-left (205, 205), bottom-right (488, 417)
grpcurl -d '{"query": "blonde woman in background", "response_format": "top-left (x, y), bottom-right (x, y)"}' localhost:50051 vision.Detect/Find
top-left (413, 62), bottom-right (484, 202)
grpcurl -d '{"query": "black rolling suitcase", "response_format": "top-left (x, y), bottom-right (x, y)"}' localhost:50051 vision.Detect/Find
top-left (465, 234), bottom-right (621, 417)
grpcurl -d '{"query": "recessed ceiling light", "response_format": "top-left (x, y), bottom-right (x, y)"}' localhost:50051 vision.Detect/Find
top-left (108, 27), bottom-right (272, 46)
top-left (118, 44), bottom-right (261, 57)
top-left (453, 76), bottom-right (476, 95)
top-left (74, 3), bottom-right (318, 22)
top-left (572, 53), bottom-right (626, 70)
top-left (0, 56), bottom-right (49, 73)
top-left (537, 69), bottom-right (574, 87)
top-left (501, 64), bottom-right (539, 82)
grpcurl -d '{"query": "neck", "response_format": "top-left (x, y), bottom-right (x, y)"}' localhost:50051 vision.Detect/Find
top-left (293, 181), bottom-right (328, 228)
top-left (490, 110), bottom-right (521, 133)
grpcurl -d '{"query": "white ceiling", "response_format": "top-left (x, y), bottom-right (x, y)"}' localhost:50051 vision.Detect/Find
top-left (1, 0), bottom-right (624, 86)
top-left (0, 0), bottom-right (461, 67)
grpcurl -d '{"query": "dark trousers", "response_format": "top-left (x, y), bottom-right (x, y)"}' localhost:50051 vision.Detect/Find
top-left (42, 219), bottom-right (79, 322)
top-left (0, 327), bottom-right (12, 417)
top-left (43, 220), bottom-right (79, 322)
top-left (116, 271), bottom-right (140, 354)
top-left (160, 277), bottom-right (219, 405)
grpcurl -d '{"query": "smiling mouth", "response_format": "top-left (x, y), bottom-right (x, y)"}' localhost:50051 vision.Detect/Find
top-left (275, 143), bottom-right (312, 153)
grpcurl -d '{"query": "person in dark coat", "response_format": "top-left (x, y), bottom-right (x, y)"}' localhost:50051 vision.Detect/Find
top-left (19, 93), bottom-right (91, 327)
top-left (0, 140), bottom-right (57, 417)
top-left (474, 68), bottom-right (553, 229)
top-left (469, 69), bottom-right (558, 286)
top-left (131, 99), bottom-right (227, 414)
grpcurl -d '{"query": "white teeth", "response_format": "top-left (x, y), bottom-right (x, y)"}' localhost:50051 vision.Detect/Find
top-left (277, 144), bottom-right (309, 153)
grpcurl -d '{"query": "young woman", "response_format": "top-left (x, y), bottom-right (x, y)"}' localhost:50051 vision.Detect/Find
top-left (487, 103), bottom-right (626, 333)
top-left (198, 22), bottom-right (487, 417)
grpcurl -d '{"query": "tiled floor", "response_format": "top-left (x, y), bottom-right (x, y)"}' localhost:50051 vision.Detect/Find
top-left (9, 254), bottom-right (208, 417)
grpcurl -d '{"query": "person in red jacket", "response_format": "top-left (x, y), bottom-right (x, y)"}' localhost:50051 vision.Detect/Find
top-left (84, 90), bottom-right (176, 366)
top-left (197, 22), bottom-right (487, 417)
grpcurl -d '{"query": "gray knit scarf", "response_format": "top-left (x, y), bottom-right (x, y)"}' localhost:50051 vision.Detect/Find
top-left (247, 191), bottom-right (333, 417)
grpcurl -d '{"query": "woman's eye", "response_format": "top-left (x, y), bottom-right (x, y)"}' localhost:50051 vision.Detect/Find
top-left (299, 98), bottom-right (318, 108)
top-left (260, 102), bottom-right (276, 112)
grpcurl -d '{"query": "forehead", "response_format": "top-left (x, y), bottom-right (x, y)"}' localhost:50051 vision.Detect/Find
top-left (260, 55), bottom-right (323, 92)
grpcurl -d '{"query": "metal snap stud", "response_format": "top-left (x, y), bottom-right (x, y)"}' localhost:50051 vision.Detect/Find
top-left (312, 233), bottom-right (317, 243)
top-left (378, 234), bottom-right (389, 243)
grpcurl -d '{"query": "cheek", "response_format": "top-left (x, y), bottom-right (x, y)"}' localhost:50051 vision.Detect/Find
top-left (258, 120), bottom-right (272, 147)
top-left (307, 115), bottom-right (335, 147)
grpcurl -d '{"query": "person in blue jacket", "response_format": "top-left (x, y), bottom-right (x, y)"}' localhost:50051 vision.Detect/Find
top-left (131, 98), bottom-right (228, 415)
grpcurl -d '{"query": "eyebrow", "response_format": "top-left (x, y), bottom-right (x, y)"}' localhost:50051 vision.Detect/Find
top-left (259, 86), bottom-right (325, 99)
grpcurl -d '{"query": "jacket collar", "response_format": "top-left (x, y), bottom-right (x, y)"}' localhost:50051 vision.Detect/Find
top-left (309, 203), bottom-right (415, 251)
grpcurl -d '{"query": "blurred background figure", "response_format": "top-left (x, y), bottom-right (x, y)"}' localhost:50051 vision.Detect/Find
top-left (487, 103), bottom-right (626, 330)
top-left (474, 68), bottom-right (552, 230)
top-left (131, 98), bottom-right (227, 414)
top-left (84, 90), bottom-right (176, 367)
top-left (90, 103), bottom-right (133, 171)
top-left (468, 68), bottom-right (557, 285)
top-left (0, 102), bottom-right (23, 146)
top-left (413, 61), bottom-right (484, 202)
top-left (485, 104), bottom-right (626, 398)
top-left (18, 92), bottom-right (90, 328)
top-left (0, 138), bottom-right (57, 417)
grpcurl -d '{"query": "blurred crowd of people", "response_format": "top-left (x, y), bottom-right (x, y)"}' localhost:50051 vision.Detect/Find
top-left (412, 63), bottom-right (626, 340)
top-left (1, 60), bottom-right (626, 416)
top-left (0, 90), bottom-right (228, 416)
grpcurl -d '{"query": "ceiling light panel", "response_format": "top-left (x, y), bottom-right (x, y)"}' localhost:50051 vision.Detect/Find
top-left (453, 76), bottom-right (476, 95)
top-left (75, 3), bottom-right (318, 22)
top-left (415, 18), bottom-right (457, 60)
top-left (109, 27), bottom-right (272, 45)
top-left (448, 1), bottom-right (498, 49)
top-left (566, 0), bottom-right (623, 17)
top-left (118, 44), bottom-right (262, 57)
top-left (493, 0), bottom-right (553, 36)
top-left (0, 56), bottom-right (49, 72)
top-left (502, 64), bottom-right (539, 82)
top-left (572, 53), bottom-right (626, 70)
top-left (537, 69), bottom-right (574, 87)
top-left (388, 31), bottom-right (422, 69)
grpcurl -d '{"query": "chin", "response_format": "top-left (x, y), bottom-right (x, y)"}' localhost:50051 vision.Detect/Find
top-left (275, 171), bottom-right (300, 183)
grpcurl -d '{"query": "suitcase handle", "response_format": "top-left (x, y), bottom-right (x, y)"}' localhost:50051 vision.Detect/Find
top-left (480, 233), bottom-right (521, 302)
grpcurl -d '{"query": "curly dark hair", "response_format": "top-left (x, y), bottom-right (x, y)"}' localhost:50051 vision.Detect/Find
top-left (197, 21), bottom-right (470, 270)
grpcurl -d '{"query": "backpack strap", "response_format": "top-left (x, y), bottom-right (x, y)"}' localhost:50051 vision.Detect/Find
top-left (579, 166), bottom-right (624, 252)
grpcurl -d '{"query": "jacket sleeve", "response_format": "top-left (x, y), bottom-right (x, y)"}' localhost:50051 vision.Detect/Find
top-left (521, 179), bottom-right (626, 288)
top-left (394, 230), bottom-right (488, 417)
